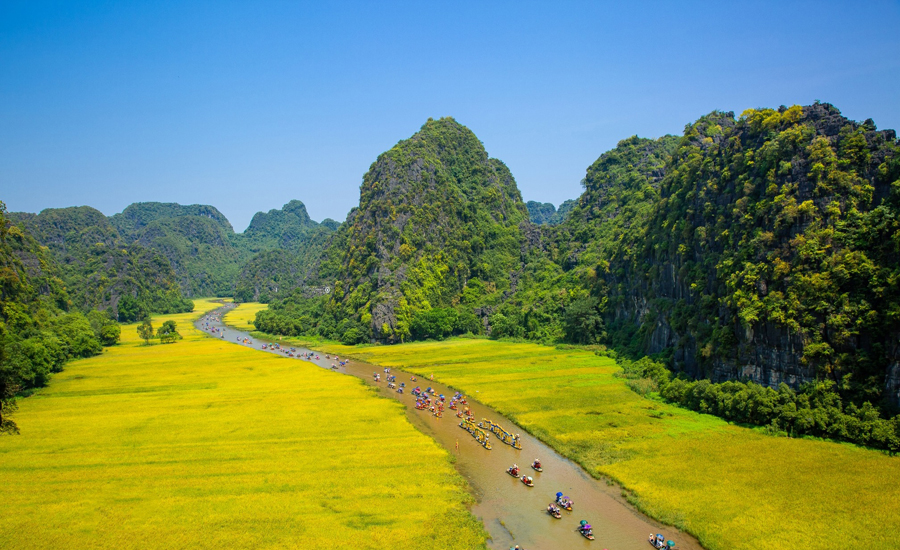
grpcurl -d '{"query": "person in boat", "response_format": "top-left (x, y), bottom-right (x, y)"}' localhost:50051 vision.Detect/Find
top-left (509, 464), bottom-right (519, 476)
top-left (533, 459), bottom-right (541, 469)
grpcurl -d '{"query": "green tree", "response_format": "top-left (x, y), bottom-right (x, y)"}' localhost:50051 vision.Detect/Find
top-left (340, 327), bottom-right (364, 345)
top-left (99, 325), bottom-right (121, 346)
top-left (157, 320), bottom-right (181, 344)
top-left (137, 320), bottom-right (154, 345)
top-left (117, 295), bottom-right (147, 323)
top-left (563, 297), bottom-right (606, 344)
top-left (0, 382), bottom-right (18, 435)
top-left (87, 310), bottom-right (121, 346)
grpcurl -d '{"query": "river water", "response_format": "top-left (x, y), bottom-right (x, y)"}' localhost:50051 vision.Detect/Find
top-left (198, 305), bottom-right (703, 550)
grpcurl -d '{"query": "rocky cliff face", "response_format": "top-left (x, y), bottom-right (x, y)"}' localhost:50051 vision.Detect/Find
top-left (601, 104), bottom-right (900, 404)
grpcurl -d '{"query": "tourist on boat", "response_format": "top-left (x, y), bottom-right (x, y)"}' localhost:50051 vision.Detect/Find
top-left (509, 464), bottom-right (519, 476)
top-left (533, 459), bottom-right (541, 469)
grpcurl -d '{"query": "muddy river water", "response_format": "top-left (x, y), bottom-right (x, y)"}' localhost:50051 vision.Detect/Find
top-left (198, 305), bottom-right (703, 550)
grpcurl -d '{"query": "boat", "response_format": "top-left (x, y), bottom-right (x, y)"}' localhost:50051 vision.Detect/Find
top-left (506, 467), bottom-right (519, 477)
top-left (649, 534), bottom-right (675, 548)
top-left (521, 476), bottom-right (534, 487)
top-left (547, 505), bottom-right (562, 519)
top-left (579, 521), bottom-right (595, 541)
top-left (555, 492), bottom-right (573, 511)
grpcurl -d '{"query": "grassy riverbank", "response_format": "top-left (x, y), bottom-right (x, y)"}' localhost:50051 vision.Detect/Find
top-left (0, 299), bottom-right (487, 550)
top-left (253, 325), bottom-right (900, 550)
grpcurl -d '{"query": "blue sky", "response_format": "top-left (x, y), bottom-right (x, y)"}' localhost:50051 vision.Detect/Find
top-left (2, 1), bottom-right (899, 231)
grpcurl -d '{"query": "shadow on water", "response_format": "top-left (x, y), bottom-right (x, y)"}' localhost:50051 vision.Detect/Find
top-left (199, 305), bottom-right (704, 550)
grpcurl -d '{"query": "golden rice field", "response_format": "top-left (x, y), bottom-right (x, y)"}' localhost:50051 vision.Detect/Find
top-left (223, 301), bottom-right (267, 331)
top-left (269, 332), bottom-right (900, 550)
top-left (0, 299), bottom-right (487, 550)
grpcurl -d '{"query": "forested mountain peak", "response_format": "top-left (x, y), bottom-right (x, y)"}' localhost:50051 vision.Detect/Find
top-left (242, 200), bottom-right (335, 249)
top-left (11, 206), bottom-right (119, 253)
top-left (111, 202), bottom-right (233, 239)
top-left (296, 117), bottom-right (529, 343)
top-left (566, 134), bottom-right (679, 228)
top-left (232, 200), bottom-right (339, 302)
top-left (246, 199), bottom-right (315, 232)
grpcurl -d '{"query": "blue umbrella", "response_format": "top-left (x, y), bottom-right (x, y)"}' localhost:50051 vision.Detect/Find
top-left (556, 492), bottom-right (563, 498)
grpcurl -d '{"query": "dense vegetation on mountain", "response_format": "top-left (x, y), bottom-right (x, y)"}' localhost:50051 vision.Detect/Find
top-left (526, 199), bottom-right (575, 225)
top-left (111, 202), bottom-right (246, 297)
top-left (12, 199), bottom-right (336, 308)
top-left (270, 117), bottom-right (531, 343)
top-left (477, 134), bottom-right (681, 344)
top-left (234, 250), bottom-right (306, 303)
top-left (232, 200), bottom-right (338, 302)
top-left (109, 200), bottom-right (338, 299)
top-left (600, 104), bottom-right (899, 407)
top-left (10, 206), bottom-right (193, 320)
top-left (0, 202), bottom-right (119, 434)
top-left (110, 202), bottom-right (234, 241)
top-left (241, 199), bottom-right (339, 251)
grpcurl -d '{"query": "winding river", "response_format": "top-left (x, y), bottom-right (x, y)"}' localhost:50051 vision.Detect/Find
top-left (197, 304), bottom-right (703, 550)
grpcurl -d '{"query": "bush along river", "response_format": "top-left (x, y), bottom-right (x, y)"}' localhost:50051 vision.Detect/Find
top-left (198, 304), bottom-right (703, 550)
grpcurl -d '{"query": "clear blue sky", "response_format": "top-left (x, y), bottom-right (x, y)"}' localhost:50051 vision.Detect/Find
top-left (2, 1), bottom-right (899, 231)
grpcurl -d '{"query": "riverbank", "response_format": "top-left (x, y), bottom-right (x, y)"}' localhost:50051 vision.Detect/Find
top-left (243, 327), bottom-right (900, 550)
top-left (0, 299), bottom-right (487, 550)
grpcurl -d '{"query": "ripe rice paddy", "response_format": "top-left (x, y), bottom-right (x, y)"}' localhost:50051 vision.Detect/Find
top-left (265, 332), bottom-right (900, 550)
top-left (224, 301), bottom-right (267, 331)
top-left (0, 299), bottom-right (487, 550)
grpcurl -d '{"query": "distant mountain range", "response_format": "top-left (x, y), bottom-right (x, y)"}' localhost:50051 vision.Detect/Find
top-left (8, 199), bottom-right (338, 318)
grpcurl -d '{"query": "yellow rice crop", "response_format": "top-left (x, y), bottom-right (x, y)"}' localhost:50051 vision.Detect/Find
top-left (0, 299), bottom-right (487, 550)
top-left (223, 301), bottom-right (267, 331)
top-left (275, 332), bottom-right (900, 550)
